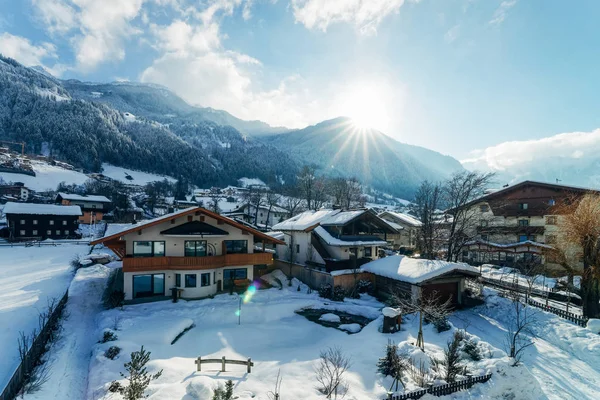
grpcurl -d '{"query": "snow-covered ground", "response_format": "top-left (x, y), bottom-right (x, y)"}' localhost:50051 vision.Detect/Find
top-left (101, 163), bottom-right (176, 186)
top-left (82, 275), bottom-right (535, 400)
top-left (0, 244), bottom-right (89, 389)
top-left (453, 288), bottom-right (600, 400)
top-left (0, 161), bottom-right (89, 191)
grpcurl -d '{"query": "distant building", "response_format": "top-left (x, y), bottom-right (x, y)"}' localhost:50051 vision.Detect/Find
top-left (0, 183), bottom-right (31, 202)
top-left (224, 203), bottom-right (289, 231)
top-left (3, 202), bottom-right (82, 241)
top-left (55, 193), bottom-right (111, 224)
top-left (272, 209), bottom-right (398, 272)
top-left (378, 211), bottom-right (422, 249)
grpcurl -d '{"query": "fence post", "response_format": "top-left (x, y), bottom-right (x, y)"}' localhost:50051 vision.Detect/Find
top-left (247, 358), bottom-right (252, 373)
top-left (221, 356), bottom-right (226, 372)
top-left (195, 356), bottom-right (201, 372)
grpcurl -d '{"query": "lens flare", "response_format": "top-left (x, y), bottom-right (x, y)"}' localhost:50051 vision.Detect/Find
top-left (243, 285), bottom-right (257, 304)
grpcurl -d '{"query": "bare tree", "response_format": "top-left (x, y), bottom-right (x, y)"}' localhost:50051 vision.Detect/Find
top-left (297, 165), bottom-right (318, 210)
top-left (282, 186), bottom-right (305, 218)
top-left (314, 347), bottom-right (352, 399)
top-left (313, 177), bottom-right (328, 210)
top-left (444, 171), bottom-right (495, 262)
top-left (554, 193), bottom-right (600, 318)
top-left (520, 261), bottom-right (545, 303)
top-left (243, 186), bottom-right (266, 225)
top-left (390, 290), bottom-right (453, 350)
top-left (268, 369), bottom-right (283, 400)
top-left (208, 187), bottom-right (221, 214)
top-left (330, 177), bottom-right (362, 209)
top-left (264, 190), bottom-right (282, 230)
top-left (504, 290), bottom-right (537, 366)
top-left (411, 181), bottom-right (444, 259)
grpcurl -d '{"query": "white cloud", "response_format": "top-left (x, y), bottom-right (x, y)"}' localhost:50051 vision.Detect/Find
top-left (0, 32), bottom-right (57, 66)
top-left (291, 0), bottom-right (408, 35)
top-left (444, 24), bottom-right (460, 43)
top-left (489, 0), bottom-right (517, 25)
top-left (32, 0), bottom-right (145, 71)
top-left (462, 129), bottom-right (600, 171)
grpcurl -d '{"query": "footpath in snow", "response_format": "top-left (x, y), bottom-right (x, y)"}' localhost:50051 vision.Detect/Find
top-left (22, 264), bottom-right (113, 400)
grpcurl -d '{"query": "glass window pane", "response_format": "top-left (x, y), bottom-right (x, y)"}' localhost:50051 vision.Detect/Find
top-left (185, 241), bottom-right (196, 257)
top-left (185, 274), bottom-right (197, 287)
top-left (153, 242), bottom-right (165, 256)
top-left (175, 273), bottom-right (181, 287)
top-left (153, 274), bottom-right (165, 294)
top-left (201, 273), bottom-right (210, 287)
top-left (133, 275), bottom-right (152, 298)
top-left (226, 240), bottom-right (248, 254)
top-left (196, 241), bottom-right (207, 256)
top-left (134, 241), bottom-right (153, 257)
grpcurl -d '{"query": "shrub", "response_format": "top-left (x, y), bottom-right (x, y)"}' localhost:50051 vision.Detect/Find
top-left (212, 379), bottom-right (234, 400)
top-left (434, 318), bottom-right (451, 333)
top-left (105, 346), bottom-right (121, 360)
top-left (100, 330), bottom-right (118, 343)
top-left (108, 381), bottom-right (122, 393)
top-left (111, 346), bottom-right (163, 400)
top-left (356, 279), bottom-right (373, 294)
top-left (332, 286), bottom-right (346, 302)
top-left (108, 290), bottom-right (125, 309)
top-left (318, 284), bottom-right (333, 299)
top-left (462, 338), bottom-right (481, 361)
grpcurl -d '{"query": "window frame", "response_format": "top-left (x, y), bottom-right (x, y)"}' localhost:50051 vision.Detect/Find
top-left (224, 240), bottom-right (248, 254)
top-left (518, 219), bottom-right (529, 227)
top-left (519, 203), bottom-right (529, 210)
top-left (175, 273), bottom-right (181, 287)
top-left (364, 246), bottom-right (372, 257)
top-left (201, 272), bottom-right (211, 287)
top-left (184, 240), bottom-right (207, 257)
top-left (133, 241), bottom-right (166, 257)
top-left (19, 230), bottom-right (26, 236)
top-left (132, 273), bottom-right (165, 298)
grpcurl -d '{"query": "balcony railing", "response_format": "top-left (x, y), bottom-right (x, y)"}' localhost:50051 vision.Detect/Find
top-left (123, 252), bottom-right (274, 272)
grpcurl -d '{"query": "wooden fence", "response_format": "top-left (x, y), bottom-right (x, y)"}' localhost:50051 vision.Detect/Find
top-left (194, 356), bottom-right (254, 373)
top-left (526, 298), bottom-right (589, 327)
top-left (481, 277), bottom-right (582, 306)
top-left (0, 290), bottom-right (69, 400)
top-left (274, 261), bottom-right (333, 290)
top-left (387, 373), bottom-right (493, 400)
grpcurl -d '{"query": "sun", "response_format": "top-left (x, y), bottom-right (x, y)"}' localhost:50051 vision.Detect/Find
top-left (337, 83), bottom-right (391, 132)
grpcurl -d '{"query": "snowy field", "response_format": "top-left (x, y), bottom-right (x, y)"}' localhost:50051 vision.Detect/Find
top-left (0, 244), bottom-right (89, 389)
top-left (0, 161), bottom-right (89, 191)
top-left (101, 163), bottom-right (176, 186)
top-left (77, 273), bottom-right (543, 400)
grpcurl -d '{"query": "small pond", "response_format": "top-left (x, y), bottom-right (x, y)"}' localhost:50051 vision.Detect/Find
top-left (295, 308), bottom-right (375, 334)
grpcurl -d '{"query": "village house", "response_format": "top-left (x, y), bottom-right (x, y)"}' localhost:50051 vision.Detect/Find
top-left (3, 202), bottom-right (82, 241)
top-left (90, 207), bottom-right (285, 301)
top-left (55, 193), bottom-right (112, 224)
top-left (0, 182), bottom-right (31, 202)
top-left (458, 180), bottom-right (595, 272)
top-left (271, 209), bottom-right (398, 272)
top-left (377, 211), bottom-right (422, 250)
top-left (333, 255), bottom-right (479, 306)
top-left (224, 203), bottom-right (289, 231)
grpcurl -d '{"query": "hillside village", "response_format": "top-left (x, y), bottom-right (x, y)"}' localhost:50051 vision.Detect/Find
top-left (1, 151), bottom-right (600, 400)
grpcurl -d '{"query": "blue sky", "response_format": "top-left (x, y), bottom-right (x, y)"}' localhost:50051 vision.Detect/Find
top-left (1, 0), bottom-right (599, 163)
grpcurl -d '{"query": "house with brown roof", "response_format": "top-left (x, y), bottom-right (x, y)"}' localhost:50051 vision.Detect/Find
top-left (91, 207), bottom-right (284, 301)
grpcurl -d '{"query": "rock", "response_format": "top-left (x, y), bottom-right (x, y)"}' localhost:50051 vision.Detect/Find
top-left (587, 318), bottom-right (600, 334)
top-left (319, 313), bottom-right (341, 323)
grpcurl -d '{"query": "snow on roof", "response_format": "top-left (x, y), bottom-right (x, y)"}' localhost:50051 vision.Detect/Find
top-left (314, 226), bottom-right (388, 247)
top-left (320, 210), bottom-right (365, 226)
top-left (3, 202), bottom-right (82, 216)
top-left (272, 209), bottom-right (342, 231)
top-left (361, 255), bottom-right (478, 284)
top-left (58, 192), bottom-right (111, 203)
top-left (385, 220), bottom-right (404, 231)
top-left (380, 211), bottom-right (422, 227)
top-left (465, 239), bottom-right (554, 250)
top-left (264, 231), bottom-right (285, 241)
top-left (100, 207), bottom-right (198, 238)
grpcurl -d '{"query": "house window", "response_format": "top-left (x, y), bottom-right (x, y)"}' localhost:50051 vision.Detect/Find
top-left (64, 230), bottom-right (69, 235)
top-left (20, 219), bottom-right (25, 225)
top-left (223, 268), bottom-right (248, 285)
top-left (480, 220), bottom-right (488, 227)
top-left (33, 220), bottom-right (38, 225)
top-left (132, 273), bottom-right (165, 298)
top-left (55, 230), bottom-right (61, 235)
top-left (225, 240), bottom-right (248, 254)
top-left (364, 247), bottom-right (372, 257)
top-left (481, 234), bottom-right (489, 242)
top-left (185, 240), bottom-right (207, 257)
top-left (175, 273), bottom-right (181, 287)
top-left (480, 205), bottom-right (489, 212)
top-left (133, 241), bottom-right (166, 257)
top-left (32, 230), bottom-right (38, 235)
top-left (62, 220), bottom-right (67, 226)
top-left (519, 235), bottom-right (535, 242)
top-left (546, 216), bottom-right (557, 225)
top-left (201, 273), bottom-right (211, 287)
top-left (46, 230), bottom-right (51, 235)
top-left (518, 219), bottom-right (529, 227)
top-left (519, 203), bottom-right (528, 210)
top-left (548, 199), bottom-right (556, 206)
top-left (92, 204), bottom-right (97, 209)
top-left (19, 230), bottom-right (26, 236)
top-left (185, 274), bottom-right (197, 288)
top-left (49, 220), bottom-right (54, 225)
top-left (296, 244), bottom-right (300, 254)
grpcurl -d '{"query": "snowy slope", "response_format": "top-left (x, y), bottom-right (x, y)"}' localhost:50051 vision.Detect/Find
top-left (0, 244), bottom-right (89, 389)
top-left (101, 163), bottom-right (176, 185)
top-left (0, 161), bottom-right (89, 191)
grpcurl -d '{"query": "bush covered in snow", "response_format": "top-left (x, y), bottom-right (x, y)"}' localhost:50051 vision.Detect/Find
top-left (105, 346), bottom-right (121, 360)
top-left (100, 330), bottom-right (117, 343)
top-left (318, 284), bottom-right (346, 301)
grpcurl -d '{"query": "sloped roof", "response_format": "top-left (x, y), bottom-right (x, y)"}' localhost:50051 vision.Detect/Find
top-left (314, 226), bottom-right (388, 246)
top-left (380, 211), bottom-right (422, 227)
top-left (57, 192), bottom-right (111, 203)
top-left (90, 207), bottom-right (285, 245)
top-left (271, 209), bottom-right (342, 231)
top-left (160, 221), bottom-right (229, 236)
top-left (361, 255), bottom-right (478, 284)
top-left (3, 202), bottom-right (82, 216)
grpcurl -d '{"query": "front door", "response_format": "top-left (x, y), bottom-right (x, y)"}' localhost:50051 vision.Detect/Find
top-left (223, 268), bottom-right (248, 289)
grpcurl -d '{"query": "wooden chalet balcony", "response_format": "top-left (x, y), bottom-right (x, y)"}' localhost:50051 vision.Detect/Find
top-left (123, 252), bottom-right (274, 272)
